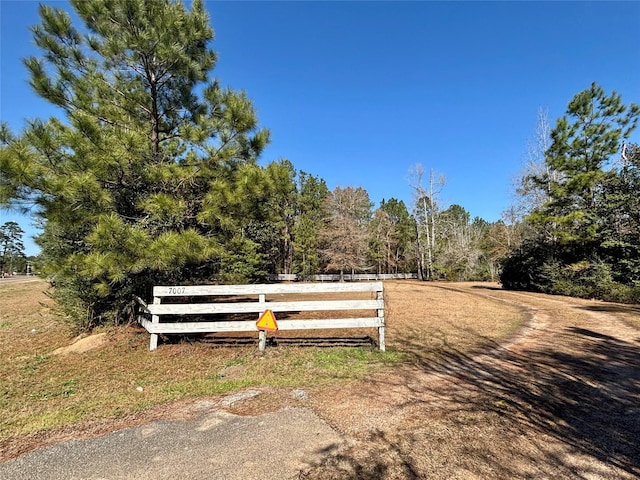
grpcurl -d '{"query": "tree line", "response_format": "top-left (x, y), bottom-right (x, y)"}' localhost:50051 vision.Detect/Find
top-left (502, 84), bottom-right (640, 303)
top-left (0, 221), bottom-right (29, 275)
top-left (0, 0), bottom-right (519, 329)
top-left (1, 1), bottom-right (636, 330)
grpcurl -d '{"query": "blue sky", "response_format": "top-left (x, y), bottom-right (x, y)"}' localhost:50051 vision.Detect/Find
top-left (1, 1), bottom-right (639, 256)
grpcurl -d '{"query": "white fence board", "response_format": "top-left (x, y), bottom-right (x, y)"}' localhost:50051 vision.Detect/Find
top-left (153, 282), bottom-right (383, 297)
top-left (138, 281), bottom-right (385, 352)
top-left (277, 318), bottom-right (383, 330)
top-left (148, 299), bottom-right (382, 315)
top-left (268, 273), bottom-right (418, 281)
top-left (140, 318), bottom-right (258, 333)
top-left (140, 317), bottom-right (383, 334)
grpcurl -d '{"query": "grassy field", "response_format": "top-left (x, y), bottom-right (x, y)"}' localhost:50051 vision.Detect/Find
top-left (0, 279), bottom-right (525, 449)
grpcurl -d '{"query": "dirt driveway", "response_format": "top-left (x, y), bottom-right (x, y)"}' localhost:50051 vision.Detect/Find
top-left (299, 284), bottom-right (640, 479)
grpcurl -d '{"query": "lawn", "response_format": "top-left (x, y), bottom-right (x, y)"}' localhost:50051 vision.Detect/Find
top-left (0, 278), bottom-right (525, 457)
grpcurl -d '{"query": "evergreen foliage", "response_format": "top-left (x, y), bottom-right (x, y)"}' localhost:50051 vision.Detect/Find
top-left (598, 144), bottom-right (640, 283)
top-left (0, 221), bottom-right (26, 274)
top-left (502, 84), bottom-right (640, 303)
top-left (1, 0), bottom-right (270, 326)
top-left (528, 83), bottom-right (639, 244)
top-left (291, 172), bottom-right (329, 280)
top-left (1, 0), bottom-right (581, 330)
top-left (369, 199), bottom-right (415, 274)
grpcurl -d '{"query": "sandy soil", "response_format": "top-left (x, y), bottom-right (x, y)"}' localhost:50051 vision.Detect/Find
top-left (298, 283), bottom-right (640, 479)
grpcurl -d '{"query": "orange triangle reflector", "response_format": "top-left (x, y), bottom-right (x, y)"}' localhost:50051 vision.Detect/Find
top-left (256, 309), bottom-right (278, 332)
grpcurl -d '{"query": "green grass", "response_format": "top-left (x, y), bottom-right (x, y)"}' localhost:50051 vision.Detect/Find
top-left (1, 279), bottom-right (526, 447)
top-left (0, 281), bottom-right (409, 443)
top-left (2, 345), bottom-right (406, 442)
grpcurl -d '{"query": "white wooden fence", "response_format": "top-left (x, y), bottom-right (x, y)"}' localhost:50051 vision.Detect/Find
top-left (268, 273), bottom-right (418, 282)
top-left (136, 282), bottom-right (385, 352)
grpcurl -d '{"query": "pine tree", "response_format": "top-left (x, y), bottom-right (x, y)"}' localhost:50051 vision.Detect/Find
top-left (529, 83), bottom-right (639, 244)
top-left (0, 222), bottom-right (26, 275)
top-left (502, 86), bottom-right (640, 301)
top-left (0, 0), bottom-right (269, 327)
top-left (262, 160), bottom-right (298, 275)
top-left (292, 172), bottom-right (328, 280)
top-left (370, 199), bottom-right (414, 274)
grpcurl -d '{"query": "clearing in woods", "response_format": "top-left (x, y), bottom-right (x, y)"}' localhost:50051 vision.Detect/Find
top-left (1, 279), bottom-right (639, 478)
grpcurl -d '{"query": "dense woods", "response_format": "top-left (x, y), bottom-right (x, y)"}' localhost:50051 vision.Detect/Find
top-left (501, 84), bottom-right (640, 303)
top-left (1, 1), bottom-right (637, 329)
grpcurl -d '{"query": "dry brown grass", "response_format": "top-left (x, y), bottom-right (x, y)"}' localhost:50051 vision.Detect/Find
top-left (12, 279), bottom-right (637, 479)
top-left (302, 284), bottom-right (640, 479)
top-left (0, 278), bottom-right (525, 461)
top-left (384, 281), bottom-right (524, 357)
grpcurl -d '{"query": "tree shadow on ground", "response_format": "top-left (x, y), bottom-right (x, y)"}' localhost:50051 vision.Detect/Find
top-left (304, 325), bottom-right (640, 479)
top-left (577, 304), bottom-right (640, 315)
top-left (301, 430), bottom-right (421, 480)
top-left (435, 330), bottom-right (640, 476)
top-left (470, 284), bottom-right (504, 291)
top-left (163, 333), bottom-right (377, 349)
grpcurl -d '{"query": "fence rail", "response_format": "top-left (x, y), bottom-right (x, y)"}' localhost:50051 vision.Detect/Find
top-left (268, 273), bottom-right (418, 282)
top-left (137, 282), bottom-right (385, 352)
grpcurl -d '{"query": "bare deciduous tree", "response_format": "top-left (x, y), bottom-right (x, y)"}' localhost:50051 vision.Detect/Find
top-left (408, 164), bottom-right (445, 280)
top-left (513, 107), bottom-right (563, 218)
top-left (320, 186), bottom-right (372, 278)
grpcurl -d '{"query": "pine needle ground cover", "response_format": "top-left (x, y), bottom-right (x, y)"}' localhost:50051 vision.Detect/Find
top-left (0, 279), bottom-right (525, 459)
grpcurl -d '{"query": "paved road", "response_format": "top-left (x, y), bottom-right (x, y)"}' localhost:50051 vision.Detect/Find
top-left (0, 276), bottom-right (40, 284)
top-left (0, 399), bottom-right (342, 480)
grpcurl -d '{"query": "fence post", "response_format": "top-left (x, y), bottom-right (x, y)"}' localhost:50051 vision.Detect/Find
top-left (258, 293), bottom-right (267, 351)
top-left (150, 295), bottom-right (161, 351)
top-left (258, 331), bottom-right (267, 351)
top-left (377, 288), bottom-right (385, 351)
